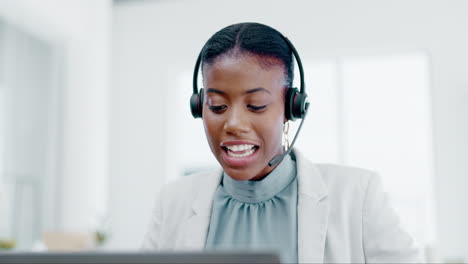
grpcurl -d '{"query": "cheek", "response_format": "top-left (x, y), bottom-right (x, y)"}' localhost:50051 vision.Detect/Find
top-left (202, 113), bottom-right (222, 147)
top-left (256, 114), bottom-right (284, 149)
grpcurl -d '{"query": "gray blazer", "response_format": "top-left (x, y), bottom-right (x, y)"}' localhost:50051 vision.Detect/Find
top-left (142, 150), bottom-right (422, 263)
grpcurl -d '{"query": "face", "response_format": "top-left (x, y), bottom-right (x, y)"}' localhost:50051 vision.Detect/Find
top-left (202, 54), bottom-right (287, 181)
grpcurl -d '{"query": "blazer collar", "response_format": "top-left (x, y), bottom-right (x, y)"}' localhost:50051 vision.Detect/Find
top-left (294, 149), bottom-right (330, 263)
top-left (180, 169), bottom-right (222, 250)
top-left (191, 169), bottom-right (223, 216)
top-left (294, 149), bottom-right (328, 201)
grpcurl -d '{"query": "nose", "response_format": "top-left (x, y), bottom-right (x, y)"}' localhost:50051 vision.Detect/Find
top-left (223, 105), bottom-right (250, 137)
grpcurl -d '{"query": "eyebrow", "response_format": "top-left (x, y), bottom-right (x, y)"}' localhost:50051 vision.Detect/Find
top-left (245, 87), bottom-right (271, 94)
top-left (206, 88), bottom-right (225, 94)
top-left (206, 87), bottom-right (271, 95)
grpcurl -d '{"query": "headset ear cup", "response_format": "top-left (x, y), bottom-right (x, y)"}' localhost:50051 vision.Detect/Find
top-left (190, 88), bottom-right (204, 118)
top-left (293, 92), bottom-right (308, 119)
top-left (199, 88), bottom-right (204, 117)
top-left (285, 88), bottom-right (298, 121)
top-left (190, 93), bottom-right (200, 118)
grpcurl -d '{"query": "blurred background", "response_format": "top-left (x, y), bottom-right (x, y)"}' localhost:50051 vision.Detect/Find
top-left (0, 0), bottom-right (466, 262)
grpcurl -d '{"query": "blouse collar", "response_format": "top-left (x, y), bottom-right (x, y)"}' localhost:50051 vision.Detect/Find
top-left (222, 154), bottom-right (296, 203)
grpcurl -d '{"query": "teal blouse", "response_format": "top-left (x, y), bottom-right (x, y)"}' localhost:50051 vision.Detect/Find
top-left (205, 154), bottom-right (298, 263)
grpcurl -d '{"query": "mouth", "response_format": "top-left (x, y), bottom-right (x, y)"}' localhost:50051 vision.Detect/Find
top-left (221, 144), bottom-right (260, 158)
top-left (220, 141), bottom-right (260, 167)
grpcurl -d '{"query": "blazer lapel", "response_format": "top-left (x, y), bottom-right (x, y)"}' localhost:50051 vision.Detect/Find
top-left (295, 150), bottom-right (329, 263)
top-left (180, 169), bottom-right (222, 250)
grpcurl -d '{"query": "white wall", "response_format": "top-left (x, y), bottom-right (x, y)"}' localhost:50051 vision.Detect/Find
top-left (0, 0), bottom-right (111, 232)
top-left (112, 0), bottom-right (468, 259)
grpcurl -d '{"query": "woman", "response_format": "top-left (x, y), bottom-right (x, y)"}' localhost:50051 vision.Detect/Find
top-left (142, 22), bottom-right (422, 263)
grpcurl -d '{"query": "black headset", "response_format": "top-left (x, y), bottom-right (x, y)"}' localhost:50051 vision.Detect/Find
top-left (190, 28), bottom-right (310, 167)
top-left (190, 32), bottom-right (309, 121)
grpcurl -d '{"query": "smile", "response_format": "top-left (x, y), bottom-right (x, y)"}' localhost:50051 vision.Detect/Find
top-left (220, 141), bottom-right (260, 167)
top-left (223, 144), bottom-right (259, 158)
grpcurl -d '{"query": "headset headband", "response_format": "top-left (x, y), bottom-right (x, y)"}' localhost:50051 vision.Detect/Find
top-left (192, 34), bottom-right (306, 95)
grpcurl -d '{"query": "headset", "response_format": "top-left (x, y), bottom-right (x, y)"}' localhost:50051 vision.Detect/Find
top-left (190, 28), bottom-right (309, 167)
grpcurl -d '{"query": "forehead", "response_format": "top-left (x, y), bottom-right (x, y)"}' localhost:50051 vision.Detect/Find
top-left (202, 54), bottom-right (287, 94)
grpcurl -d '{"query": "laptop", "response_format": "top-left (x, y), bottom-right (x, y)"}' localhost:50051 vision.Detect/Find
top-left (0, 251), bottom-right (281, 263)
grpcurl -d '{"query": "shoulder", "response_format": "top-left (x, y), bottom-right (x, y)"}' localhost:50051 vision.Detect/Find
top-left (316, 163), bottom-right (379, 207)
top-left (162, 169), bottom-right (220, 192)
top-left (157, 168), bottom-right (222, 208)
top-left (315, 163), bottom-right (377, 191)
top-left (294, 151), bottom-right (423, 262)
top-left (294, 149), bottom-right (378, 200)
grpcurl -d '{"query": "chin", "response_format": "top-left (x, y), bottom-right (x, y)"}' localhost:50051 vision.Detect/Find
top-left (223, 168), bottom-right (249, 181)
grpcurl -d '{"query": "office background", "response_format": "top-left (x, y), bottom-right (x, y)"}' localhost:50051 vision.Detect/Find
top-left (0, 0), bottom-right (467, 262)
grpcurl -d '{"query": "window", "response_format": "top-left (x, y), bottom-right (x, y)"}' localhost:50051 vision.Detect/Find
top-left (340, 53), bottom-right (436, 247)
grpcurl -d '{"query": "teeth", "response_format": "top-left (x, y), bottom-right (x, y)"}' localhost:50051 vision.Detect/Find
top-left (225, 144), bottom-right (254, 152)
top-left (227, 148), bottom-right (255, 158)
top-left (223, 144), bottom-right (257, 158)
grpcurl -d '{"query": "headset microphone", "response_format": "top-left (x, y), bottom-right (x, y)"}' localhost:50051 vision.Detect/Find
top-left (268, 101), bottom-right (309, 167)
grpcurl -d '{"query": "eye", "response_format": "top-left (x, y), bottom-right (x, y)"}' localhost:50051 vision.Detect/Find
top-left (208, 105), bottom-right (227, 113)
top-left (247, 105), bottom-right (267, 111)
